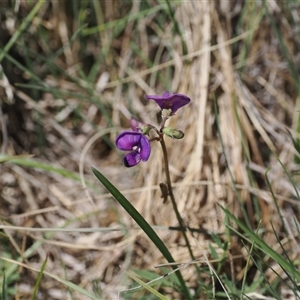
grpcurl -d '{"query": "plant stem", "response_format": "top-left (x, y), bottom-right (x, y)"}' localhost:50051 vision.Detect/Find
top-left (159, 137), bottom-right (197, 262)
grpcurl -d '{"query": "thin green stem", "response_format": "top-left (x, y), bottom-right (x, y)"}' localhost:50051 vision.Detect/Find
top-left (159, 137), bottom-right (197, 263)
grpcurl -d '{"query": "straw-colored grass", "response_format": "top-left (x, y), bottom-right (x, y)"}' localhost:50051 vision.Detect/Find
top-left (1, 1), bottom-right (300, 299)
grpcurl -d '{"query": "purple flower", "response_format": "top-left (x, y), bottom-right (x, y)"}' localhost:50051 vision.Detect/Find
top-left (116, 131), bottom-right (151, 167)
top-left (145, 91), bottom-right (191, 114)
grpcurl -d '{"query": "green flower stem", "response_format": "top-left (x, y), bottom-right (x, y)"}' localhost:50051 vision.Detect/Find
top-left (159, 137), bottom-right (197, 263)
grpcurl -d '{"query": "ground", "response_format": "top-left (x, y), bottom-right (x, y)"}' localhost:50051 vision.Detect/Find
top-left (0, 1), bottom-right (300, 299)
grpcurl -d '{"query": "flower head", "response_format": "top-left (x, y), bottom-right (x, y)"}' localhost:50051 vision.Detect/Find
top-left (145, 91), bottom-right (191, 114)
top-left (116, 131), bottom-right (151, 167)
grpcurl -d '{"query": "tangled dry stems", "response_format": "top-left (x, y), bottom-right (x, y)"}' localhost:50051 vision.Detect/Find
top-left (0, 1), bottom-right (300, 299)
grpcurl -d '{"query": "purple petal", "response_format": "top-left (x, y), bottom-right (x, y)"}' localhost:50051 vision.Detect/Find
top-left (116, 131), bottom-right (143, 151)
top-left (169, 94), bottom-right (191, 113)
top-left (139, 135), bottom-right (151, 161)
top-left (145, 91), bottom-right (190, 113)
top-left (116, 131), bottom-right (151, 167)
top-left (145, 94), bottom-right (165, 101)
top-left (123, 152), bottom-right (141, 167)
top-left (162, 91), bottom-right (170, 97)
top-left (130, 117), bottom-right (140, 132)
top-left (145, 94), bottom-right (165, 110)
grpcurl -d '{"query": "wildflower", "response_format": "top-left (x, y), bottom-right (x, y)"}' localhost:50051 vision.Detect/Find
top-left (145, 91), bottom-right (191, 114)
top-left (116, 131), bottom-right (151, 167)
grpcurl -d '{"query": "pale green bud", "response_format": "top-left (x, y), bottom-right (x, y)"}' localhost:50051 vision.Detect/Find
top-left (162, 127), bottom-right (184, 139)
top-left (141, 125), bottom-right (151, 135)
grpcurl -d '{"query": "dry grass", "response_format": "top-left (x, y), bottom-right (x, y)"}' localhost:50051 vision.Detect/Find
top-left (1, 1), bottom-right (300, 299)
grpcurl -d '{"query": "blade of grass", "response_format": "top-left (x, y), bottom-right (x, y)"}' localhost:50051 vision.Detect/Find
top-left (286, 129), bottom-right (300, 164)
top-left (270, 222), bottom-right (298, 293)
top-left (263, 0), bottom-right (300, 168)
top-left (1, 45), bottom-right (115, 135)
top-left (91, 167), bottom-right (192, 300)
top-left (0, 0), bottom-right (45, 64)
top-left (123, 269), bottom-right (169, 300)
top-left (3, 209), bottom-right (107, 280)
top-left (1, 156), bottom-right (81, 182)
top-left (31, 253), bottom-right (49, 300)
top-left (235, 2), bottom-right (266, 74)
top-left (274, 152), bottom-right (300, 201)
top-left (221, 206), bottom-right (300, 281)
top-left (1, 270), bottom-right (7, 300)
top-left (0, 257), bottom-right (100, 300)
top-left (250, 246), bottom-right (295, 299)
top-left (240, 224), bottom-right (260, 300)
top-left (265, 168), bottom-right (285, 227)
top-left (233, 96), bottom-right (261, 223)
top-left (263, 0), bottom-right (299, 89)
top-left (0, 154), bottom-right (34, 164)
top-left (82, 4), bottom-right (169, 36)
top-left (213, 96), bottom-right (252, 228)
top-left (162, 0), bottom-right (187, 55)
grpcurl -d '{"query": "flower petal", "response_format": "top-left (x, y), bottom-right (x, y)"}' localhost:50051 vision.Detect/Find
top-left (162, 91), bottom-right (170, 98)
top-left (123, 152), bottom-right (141, 167)
top-left (145, 94), bottom-right (166, 101)
top-left (130, 117), bottom-right (141, 132)
top-left (169, 93), bottom-right (190, 113)
top-left (116, 131), bottom-right (142, 151)
top-left (145, 94), bottom-right (165, 110)
top-left (145, 91), bottom-right (190, 113)
top-left (139, 135), bottom-right (151, 161)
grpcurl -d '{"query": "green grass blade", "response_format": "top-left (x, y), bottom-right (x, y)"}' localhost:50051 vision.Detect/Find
top-left (286, 129), bottom-right (300, 164)
top-left (221, 206), bottom-right (300, 281)
top-left (213, 96), bottom-right (252, 228)
top-left (263, 0), bottom-right (299, 89)
top-left (265, 168), bottom-right (285, 227)
top-left (1, 270), bottom-right (7, 300)
top-left (82, 5), bottom-right (167, 36)
top-left (0, 154), bottom-right (34, 164)
top-left (240, 225), bottom-right (260, 300)
top-left (0, 0), bottom-right (45, 64)
top-left (274, 152), bottom-right (300, 201)
top-left (124, 269), bottom-right (169, 300)
top-left (91, 167), bottom-right (192, 300)
top-left (1, 155), bottom-right (81, 182)
top-left (0, 256), bottom-right (100, 300)
top-left (163, 0), bottom-right (187, 55)
top-left (31, 254), bottom-right (49, 300)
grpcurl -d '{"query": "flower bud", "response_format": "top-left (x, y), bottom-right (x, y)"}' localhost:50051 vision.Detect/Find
top-left (130, 117), bottom-right (151, 135)
top-left (162, 127), bottom-right (184, 139)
